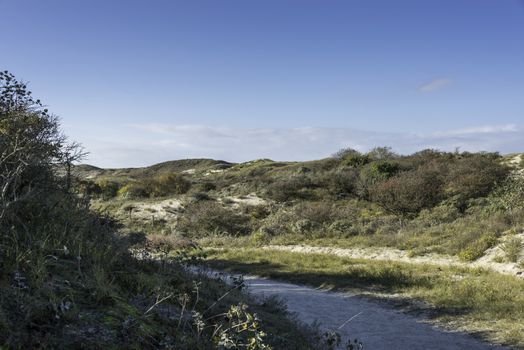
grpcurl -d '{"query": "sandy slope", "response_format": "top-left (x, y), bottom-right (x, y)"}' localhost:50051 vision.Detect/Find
top-left (264, 239), bottom-right (524, 277)
top-left (207, 270), bottom-right (509, 350)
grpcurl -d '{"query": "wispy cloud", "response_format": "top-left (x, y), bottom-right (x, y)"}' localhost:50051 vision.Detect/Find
top-left (419, 77), bottom-right (452, 92)
top-left (78, 123), bottom-right (524, 167)
top-left (430, 124), bottom-right (518, 137)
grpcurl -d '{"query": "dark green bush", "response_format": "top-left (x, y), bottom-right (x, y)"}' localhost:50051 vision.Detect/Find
top-left (370, 165), bottom-right (444, 216)
top-left (446, 154), bottom-right (509, 203)
top-left (76, 179), bottom-right (102, 197)
top-left (370, 160), bottom-right (400, 179)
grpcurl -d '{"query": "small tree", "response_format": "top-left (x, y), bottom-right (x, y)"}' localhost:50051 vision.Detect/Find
top-left (0, 71), bottom-right (83, 222)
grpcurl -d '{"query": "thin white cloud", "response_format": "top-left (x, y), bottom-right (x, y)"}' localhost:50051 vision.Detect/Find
top-left (419, 77), bottom-right (452, 92)
top-left (430, 124), bottom-right (518, 137)
top-left (79, 123), bottom-right (524, 168)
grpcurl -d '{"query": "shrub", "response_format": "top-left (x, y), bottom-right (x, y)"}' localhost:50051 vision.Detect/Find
top-left (198, 181), bottom-right (216, 192)
top-left (367, 146), bottom-right (398, 160)
top-left (76, 179), bottom-right (102, 197)
top-left (370, 161), bottom-right (400, 179)
top-left (118, 182), bottom-right (149, 199)
top-left (416, 201), bottom-right (461, 226)
top-left (177, 202), bottom-right (252, 237)
top-left (370, 166), bottom-right (444, 217)
top-left (291, 219), bottom-right (316, 234)
top-left (446, 154), bottom-right (509, 203)
top-left (96, 179), bottom-right (120, 199)
top-left (333, 147), bottom-right (360, 159)
top-left (251, 230), bottom-right (271, 246)
top-left (501, 237), bottom-right (523, 263)
top-left (292, 201), bottom-right (336, 225)
top-left (459, 234), bottom-right (498, 261)
top-left (333, 148), bottom-right (370, 167)
top-left (148, 173), bottom-right (191, 197)
top-left (266, 175), bottom-right (312, 201)
top-left (318, 169), bottom-right (359, 197)
top-left (147, 233), bottom-right (192, 255)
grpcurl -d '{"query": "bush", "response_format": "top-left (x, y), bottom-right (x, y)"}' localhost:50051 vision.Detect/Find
top-left (198, 181), bottom-right (216, 192)
top-left (148, 173), bottom-right (191, 197)
top-left (370, 161), bottom-right (400, 179)
top-left (446, 154), bottom-right (509, 203)
top-left (370, 165), bottom-right (444, 216)
top-left (117, 173), bottom-right (191, 199)
top-left (96, 179), bottom-right (120, 199)
top-left (459, 234), bottom-right (498, 261)
top-left (266, 175), bottom-right (312, 201)
top-left (367, 146), bottom-right (398, 160)
top-left (177, 202), bottom-right (252, 237)
top-left (501, 237), bottom-right (523, 263)
top-left (318, 169), bottom-right (359, 197)
top-left (118, 182), bottom-right (149, 199)
top-left (76, 179), bottom-right (102, 197)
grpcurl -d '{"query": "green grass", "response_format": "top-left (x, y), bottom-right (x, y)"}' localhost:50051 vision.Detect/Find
top-left (204, 248), bottom-right (524, 348)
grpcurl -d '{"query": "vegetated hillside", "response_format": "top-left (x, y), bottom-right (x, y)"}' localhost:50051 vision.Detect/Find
top-left (74, 159), bottom-right (234, 181)
top-left (78, 151), bottom-right (524, 348)
top-left (0, 72), bottom-right (321, 349)
top-left (80, 147), bottom-right (524, 267)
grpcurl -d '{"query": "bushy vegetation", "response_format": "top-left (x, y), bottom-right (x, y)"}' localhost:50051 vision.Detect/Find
top-left (177, 201), bottom-right (252, 237)
top-left (81, 145), bottom-right (522, 263)
top-left (0, 71), bottom-right (317, 349)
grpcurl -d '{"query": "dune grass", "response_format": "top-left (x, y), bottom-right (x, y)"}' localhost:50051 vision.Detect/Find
top-left (205, 247), bottom-right (524, 348)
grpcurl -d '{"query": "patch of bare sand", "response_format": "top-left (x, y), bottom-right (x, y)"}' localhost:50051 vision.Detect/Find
top-left (264, 239), bottom-right (524, 277)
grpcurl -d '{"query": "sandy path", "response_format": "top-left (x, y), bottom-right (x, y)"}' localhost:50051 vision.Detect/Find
top-left (264, 243), bottom-right (524, 277)
top-left (209, 271), bottom-right (510, 350)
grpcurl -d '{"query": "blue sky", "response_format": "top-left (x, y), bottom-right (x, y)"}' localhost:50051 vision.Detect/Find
top-left (1, 0), bottom-right (524, 167)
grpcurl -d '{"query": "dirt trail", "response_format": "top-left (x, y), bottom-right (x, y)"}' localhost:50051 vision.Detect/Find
top-left (207, 270), bottom-right (509, 350)
top-left (264, 241), bottom-right (524, 277)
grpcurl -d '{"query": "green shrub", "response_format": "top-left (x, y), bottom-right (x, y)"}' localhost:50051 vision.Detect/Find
top-left (198, 181), bottom-right (216, 192)
top-left (501, 237), bottom-right (523, 263)
top-left (370, 161), bottom-right (400, 179)
top-left (76, 179), bottom-right (102, 197)
top-left (459, 234), bottom-right (498, 261)
top-left (367, 146), bottom-right (398, 160)
top-left (177, 202), bottom-right (252, 237)
top-left (266, 175), bottom-right (312, 201)
top-left (96, 179), bottom-right (120, 199)
top-left (318, 169), bottom-right (359, 197)
top-left (118, 182), bottom-right (149, 198)
top-left (291, 219), bottom-right (316, 234)
top-left (446, 154), bottom-right (509, 203)
top-left (416, 201), bottom-right (461, 226)
top-left (148, 173), bottom-right (191, 197)
top-left (251, 230), bottom-right (271, 246)
top-left (370, 166), bottom-right (444, 216)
